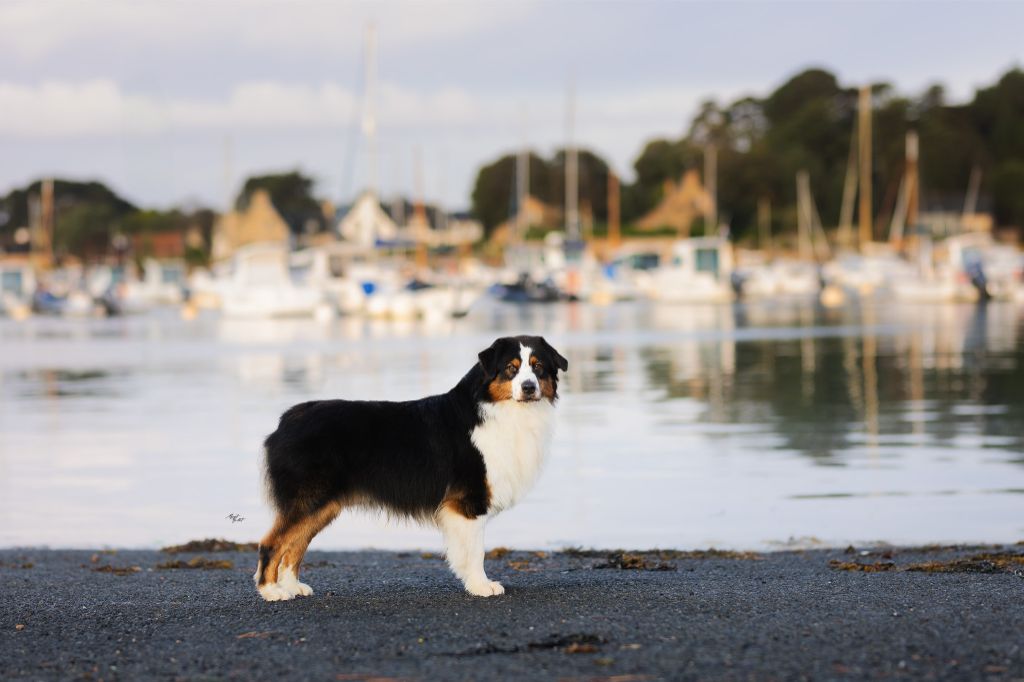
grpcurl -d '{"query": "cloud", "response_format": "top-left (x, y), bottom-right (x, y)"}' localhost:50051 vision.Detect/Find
top-left (0, 76), bottom-right (741, 146)
top-left (0, 78), bottom-right (494, 135)
top-left (0, 80), bottom-right (164, 135)
top-left (1, 0), bottom-right (534, 61)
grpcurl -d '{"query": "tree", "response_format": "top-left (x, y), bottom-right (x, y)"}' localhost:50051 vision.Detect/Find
top-left (470, 150), bottom-right (610, 236)
top-left (992, 160), bottom-right (1024, 227)
top-left (0, 179), bottom-right (137, 257)
top-left (614, 65), bottom-right (1024, 241)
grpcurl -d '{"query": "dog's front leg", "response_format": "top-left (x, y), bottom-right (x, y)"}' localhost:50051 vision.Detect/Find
top-left (437, 508), bottom-right (504, 597)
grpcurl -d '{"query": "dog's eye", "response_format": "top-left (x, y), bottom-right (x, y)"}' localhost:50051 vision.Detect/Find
top-left (504, 363), bottom-right (517, 378)
top-left (533, 363), bottom-right (545, 377)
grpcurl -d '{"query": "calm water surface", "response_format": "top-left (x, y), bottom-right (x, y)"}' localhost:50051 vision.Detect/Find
top-left (2, 300), bottom-right (1023, 551)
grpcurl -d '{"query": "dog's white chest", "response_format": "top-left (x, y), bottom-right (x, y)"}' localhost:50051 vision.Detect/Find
top-left (471, 401), bottom-right (555, 513)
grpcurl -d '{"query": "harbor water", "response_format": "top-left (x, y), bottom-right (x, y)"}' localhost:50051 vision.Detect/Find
top-left (2, 299), bottom-right (1023, 551)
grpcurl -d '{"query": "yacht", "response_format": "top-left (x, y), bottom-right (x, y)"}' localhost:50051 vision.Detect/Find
top-left (219, 243), bottom-right (325, 318)
top-left (646, 237), bottom-right (735, 304)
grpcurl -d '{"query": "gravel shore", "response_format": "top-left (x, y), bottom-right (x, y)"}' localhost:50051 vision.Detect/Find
top-left (2, 544), bottom-right (1023, 680)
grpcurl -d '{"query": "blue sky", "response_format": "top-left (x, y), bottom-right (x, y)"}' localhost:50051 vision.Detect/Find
top-left (1, 0), bottom-right (1021, 211)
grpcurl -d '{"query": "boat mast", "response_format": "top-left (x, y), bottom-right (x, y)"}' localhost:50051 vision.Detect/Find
top-left (607, 170), bottom-right (621, 248)
top-left (31, 179), bottom-right (55, 270)
top-left (565, 76), bottom-right (579, 240)
top-left (838, 122), bottom-right (858, 250)
top-left (362, 24), bottom-right (379, 201)
top-left (413, 146), bottom-right (427, 268)
top-left (758, 196), bottom-right (772, 258)
top-left (796, 171), bottom-right (813, 261)
top-left (857, 85), bottom-right (873, 249)
top-left (905, 129), bottom-right (919, 233)
top-left (516, 107), bottom-right (529, 245)
top-left (223, 136), bottom-right (234, 214)
top-left (704, 143), bottom-right (717, 235)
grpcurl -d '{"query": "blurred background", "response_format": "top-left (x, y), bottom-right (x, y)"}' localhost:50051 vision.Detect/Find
top-left (2, 0), bottom-right (1024, 551)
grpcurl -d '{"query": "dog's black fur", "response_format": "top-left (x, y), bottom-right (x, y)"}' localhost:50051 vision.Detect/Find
top-left (255, 335), bottom-right (567, 590)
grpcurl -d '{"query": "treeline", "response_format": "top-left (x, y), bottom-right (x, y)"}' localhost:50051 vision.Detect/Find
top-left (0, 179), bottom-right (215, 264)
top-left (0, 174), bottom-right (322, 264)
top-left (471, 150), bottom-right (611, 231)
top-left (4, 66), bottom-right (1023, 259)
top-left (471, 67), bottom-right (1024, 241)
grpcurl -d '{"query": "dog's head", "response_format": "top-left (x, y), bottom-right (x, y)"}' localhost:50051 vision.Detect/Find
top-left (477, 335), bottom-right (568, 404)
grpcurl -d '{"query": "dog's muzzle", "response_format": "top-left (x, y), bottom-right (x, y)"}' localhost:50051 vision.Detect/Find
top-left (518, 380), bottom-right (540, 401)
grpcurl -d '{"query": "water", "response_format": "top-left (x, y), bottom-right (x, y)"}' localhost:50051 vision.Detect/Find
top-left (2, 300), bottom-right (1023, 551)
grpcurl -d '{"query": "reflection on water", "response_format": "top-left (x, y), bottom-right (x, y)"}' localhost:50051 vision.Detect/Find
top-left (1, 300), bottom-right (1022, 550)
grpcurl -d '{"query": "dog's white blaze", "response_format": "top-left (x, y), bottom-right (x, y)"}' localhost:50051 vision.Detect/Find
top-left (471, 396), bottom-right (555, 513)
top-left (511, 344), bottom-right (538, 402)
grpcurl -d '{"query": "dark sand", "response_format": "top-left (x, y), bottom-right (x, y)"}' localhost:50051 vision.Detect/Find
top-left (2, 545), bottom-right (1023, 680)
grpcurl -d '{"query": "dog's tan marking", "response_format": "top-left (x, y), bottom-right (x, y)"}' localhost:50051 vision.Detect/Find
top-left (440, 481), bottom-right (491, 520)
top-left (256, 499), bottom-right (343, 588)
top-left (487, 377), bottom-right (513, 401)
top-left (277, 500), bottom-right (344, 577)
top-left (538, 375), bottom-right (556, 401)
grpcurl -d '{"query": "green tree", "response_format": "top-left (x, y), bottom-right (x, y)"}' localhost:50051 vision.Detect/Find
top-left (992, 160), bottom-right (1024, 227)
top-left (470, 150), bottom-right (609, 236)
top-left (0, 179), bottom-right (136, 252)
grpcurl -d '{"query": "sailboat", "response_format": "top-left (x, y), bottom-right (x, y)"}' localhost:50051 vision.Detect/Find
top-left (0, 260), bottom-right (35, 319)
top-left (219, 243), bottom-right (325, 318)
top-left (646, 237), bottom-right (735, 303)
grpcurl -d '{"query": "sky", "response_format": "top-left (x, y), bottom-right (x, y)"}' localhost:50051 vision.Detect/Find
top-left (1, 0), bottom-right (1022, 213)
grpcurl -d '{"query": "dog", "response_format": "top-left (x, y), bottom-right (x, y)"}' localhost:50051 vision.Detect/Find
top-left (254, 335), bottom-right (568, 601)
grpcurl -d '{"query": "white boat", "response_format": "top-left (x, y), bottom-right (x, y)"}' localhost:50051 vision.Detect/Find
top-left (0, 261), bottom-right (35, 318)
top-left (645, 238), bottom-right (735, 304)
top-left (738, 259), bottom-right (820, 300)
top-left (122, 259), bottom-right (187, 308)
top-left (821, 251), bottom-right (909, 298)
top-left (289, 243), bottom-right (371, 315)
top-left (363, 271), bottom-right (482, 321)
top-left (890, 234), bottom-right (1004, 303)
top-left (219, 243), bottom-right (325, 318)
top-left (592, 246), bottom-right (661, 302)
top-left (947, 233), bottom-right (1023, 301)
top-left (890, 270), bottom-right (965, 303)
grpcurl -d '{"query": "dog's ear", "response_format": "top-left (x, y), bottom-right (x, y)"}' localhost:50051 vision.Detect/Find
top-left (477, 338), bottom-right (507, 378)
top-left (539, 337), bottom-right (568, 372)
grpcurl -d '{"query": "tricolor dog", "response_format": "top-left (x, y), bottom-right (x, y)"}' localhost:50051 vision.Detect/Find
top-left (254, 335), bottom-right (567, 601)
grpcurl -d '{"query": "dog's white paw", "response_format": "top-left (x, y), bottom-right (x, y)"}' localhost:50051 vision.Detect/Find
top-left (276, 566), bottom-right (313, 598)
top-left (258, 583), bottom-right (294, 602)
top-left (466, 579), bottom-right (505, 597)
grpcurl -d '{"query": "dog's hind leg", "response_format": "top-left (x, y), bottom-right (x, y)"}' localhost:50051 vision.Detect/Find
top-left (274, 500), bottom-right (343, 598)
top-left (255, 520), bottom-right (288, 601)
top-left (254, 514), bottom-right (294, 602)
top-left (437, 505), bottom-right (504, 597)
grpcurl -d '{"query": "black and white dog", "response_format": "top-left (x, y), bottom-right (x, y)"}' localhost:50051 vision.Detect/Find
top-left (254, 335), bottom-right (568, 601)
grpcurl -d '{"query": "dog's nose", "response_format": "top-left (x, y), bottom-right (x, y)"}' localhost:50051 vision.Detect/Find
top-left (521, 380), bottom-right (537, 396)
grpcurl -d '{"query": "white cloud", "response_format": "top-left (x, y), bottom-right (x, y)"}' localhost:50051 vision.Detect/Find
top-left (0, 78), bottom-right (490, 135)
top-left (0, 80), bottom-right (163, 135)
top-left (1, 77), bottom-right (738, 140)
top-left (0, 0), bottom-right (534, 61)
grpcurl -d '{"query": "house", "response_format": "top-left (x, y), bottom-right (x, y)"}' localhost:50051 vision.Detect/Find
top-left (637, 169), bottom-right (714, 235)
top-left (336, 192), bottom-right (398, 247)
top-left (210, 189), bottom-right (290, 261)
